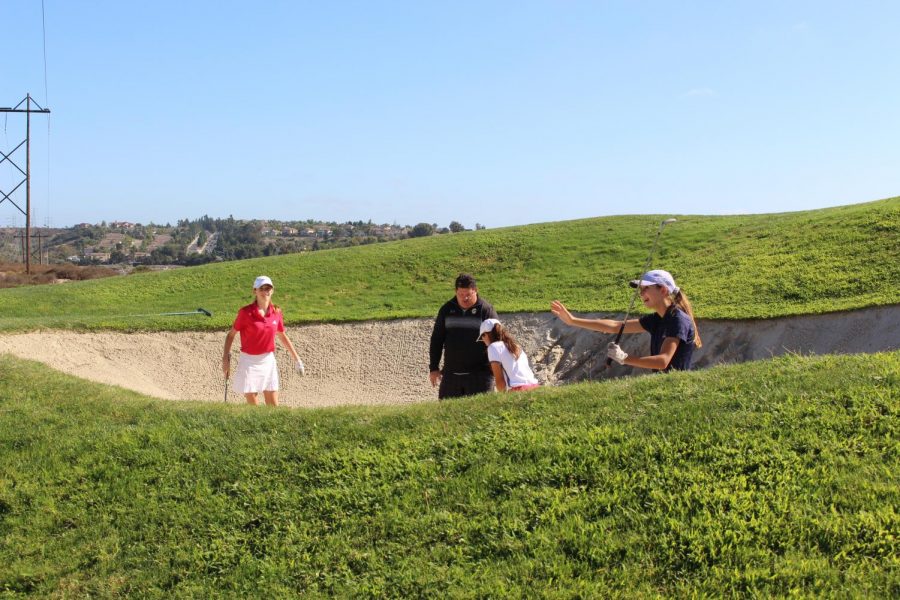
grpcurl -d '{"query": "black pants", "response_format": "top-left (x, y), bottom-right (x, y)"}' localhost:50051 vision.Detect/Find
top-left (438, 371), bottom-right (494, 400)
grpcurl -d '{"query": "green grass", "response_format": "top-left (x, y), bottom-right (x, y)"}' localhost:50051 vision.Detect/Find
top-left (0, 197), bottom-right (898, 331)
top-left (1, 352), bottom-right (897, 597)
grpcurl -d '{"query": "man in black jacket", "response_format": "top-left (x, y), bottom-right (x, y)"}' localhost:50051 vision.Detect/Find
top-left (429, 273), bottom-right (499, 399)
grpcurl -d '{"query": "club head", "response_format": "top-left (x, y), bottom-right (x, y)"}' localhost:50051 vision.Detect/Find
top-left (661, 218), bottom-right (677, 226)
top-left (197, 308), bottom-right (212, 317)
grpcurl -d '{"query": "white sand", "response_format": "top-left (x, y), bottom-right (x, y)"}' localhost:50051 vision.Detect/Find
top-left (1, 306), bottom-right (897, 407)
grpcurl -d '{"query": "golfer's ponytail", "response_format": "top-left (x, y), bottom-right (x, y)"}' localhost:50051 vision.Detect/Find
top-left (499, 325), bottom-right (521, 358)
top-left (485, 323), bottom-right (522, 358)
top-left (672, 290), bottom-right (702, 348)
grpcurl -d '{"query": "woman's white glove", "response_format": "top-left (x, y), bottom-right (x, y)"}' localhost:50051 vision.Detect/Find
top-left (295, 359), bottom-right (306, 376)
top-left (607, 342), bottom-right (628, 365)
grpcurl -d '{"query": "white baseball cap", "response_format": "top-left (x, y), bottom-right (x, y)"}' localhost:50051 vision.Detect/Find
top-left (477, 318), bottom-right (501, 340)
top-left (253, 275), bottom-right (274, 289)
top-left (630, 269), bottom-right (679, 294)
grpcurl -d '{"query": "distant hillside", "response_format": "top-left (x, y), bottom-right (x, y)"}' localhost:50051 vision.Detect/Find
top-left (0, 197), bottom-right (897, 331)
top-left (0, 215), bottom-right (462, 267)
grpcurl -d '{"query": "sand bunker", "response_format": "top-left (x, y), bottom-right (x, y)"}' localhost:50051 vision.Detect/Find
top-left (1, 306), bottom-right (897, 407)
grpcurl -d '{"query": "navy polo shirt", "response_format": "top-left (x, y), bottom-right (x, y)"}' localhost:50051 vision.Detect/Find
top-left (638, 307), bottom-right (695, 372)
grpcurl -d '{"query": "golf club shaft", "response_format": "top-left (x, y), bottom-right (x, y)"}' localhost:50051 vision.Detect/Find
top-left (126, 308), bottom-right (212, 318)
top-left (606, 219), bottom-right (675, 366)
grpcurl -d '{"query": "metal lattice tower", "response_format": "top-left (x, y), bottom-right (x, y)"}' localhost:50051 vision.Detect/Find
top-left (1, 94), bottom-right (51, 273)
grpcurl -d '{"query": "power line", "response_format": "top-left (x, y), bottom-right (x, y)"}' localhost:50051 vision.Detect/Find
top-left (42, 0), bottom-right (52, 228)
top-left (42, 0), bottom-right (50, 105)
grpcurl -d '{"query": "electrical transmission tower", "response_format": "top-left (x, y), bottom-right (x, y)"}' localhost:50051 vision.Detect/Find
top-left (1, 94), bottom-right (51, 273)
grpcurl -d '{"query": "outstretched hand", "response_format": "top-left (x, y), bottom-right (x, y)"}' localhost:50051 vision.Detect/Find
top-left (550, 300), bottom-right (574, 325)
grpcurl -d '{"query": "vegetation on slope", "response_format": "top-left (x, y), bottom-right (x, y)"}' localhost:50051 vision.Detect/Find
top-left (1, 352), bottom-right (897, 596)
top-left (0, 262), bottom-right (117, 289)
top-left (0, 197), bottom-right (897, 331)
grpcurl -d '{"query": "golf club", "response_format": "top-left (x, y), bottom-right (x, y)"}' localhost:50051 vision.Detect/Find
top-left (606, 218), bottom-right (677, 367)
top-left (127, 307), bottom-right (213, 318)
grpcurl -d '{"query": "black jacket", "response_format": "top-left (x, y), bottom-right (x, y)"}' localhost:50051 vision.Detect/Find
top-left (429, 297), bottom-right (498, 374)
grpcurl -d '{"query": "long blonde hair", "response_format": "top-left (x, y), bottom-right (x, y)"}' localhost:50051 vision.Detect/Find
top-left (670, 290), bottom-right (702, 348)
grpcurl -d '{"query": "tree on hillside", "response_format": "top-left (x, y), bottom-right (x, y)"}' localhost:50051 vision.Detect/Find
top-left (410, 223), bottom-right (435, 238)
top-left (449, 221), bottom-right (465, 233)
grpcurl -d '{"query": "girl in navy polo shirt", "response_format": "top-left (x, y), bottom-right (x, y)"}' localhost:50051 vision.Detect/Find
top-left (551, 270), bottom-right (702, 372)
top-left (222, 275), bottom-right (305, 406)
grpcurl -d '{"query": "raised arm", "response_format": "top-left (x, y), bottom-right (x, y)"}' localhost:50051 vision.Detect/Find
top-left (550, 300), bottom-right (643, 334)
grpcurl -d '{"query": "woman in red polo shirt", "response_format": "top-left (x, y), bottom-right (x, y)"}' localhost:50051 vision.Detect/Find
top-left (222, 275), bottom-right (305, 406)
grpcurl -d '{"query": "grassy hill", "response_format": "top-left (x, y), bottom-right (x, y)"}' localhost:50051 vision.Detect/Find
top-left (0, 197), bottom-right (897, 331)
top-left (1, 351), bottom-right (896, 596)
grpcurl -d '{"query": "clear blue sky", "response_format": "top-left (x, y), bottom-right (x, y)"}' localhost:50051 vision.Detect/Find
top-left (3, 1), bottom-right (899, 228)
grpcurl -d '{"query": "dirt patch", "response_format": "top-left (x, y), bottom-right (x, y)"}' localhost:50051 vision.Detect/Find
top-left (1, 306), bottom-right (897, 407)
top-left (0, 262), bottom-right (119, 288)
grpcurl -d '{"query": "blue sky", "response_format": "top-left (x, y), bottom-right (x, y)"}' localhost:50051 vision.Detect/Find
top-left (2, 1), bottom-right (899, 228)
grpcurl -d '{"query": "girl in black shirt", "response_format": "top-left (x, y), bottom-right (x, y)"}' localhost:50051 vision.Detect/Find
top-left (551, 269), bottom-right (702, 372)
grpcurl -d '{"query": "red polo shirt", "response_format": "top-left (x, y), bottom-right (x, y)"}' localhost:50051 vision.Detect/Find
top-left (232, 303), bottom-right (285, 355)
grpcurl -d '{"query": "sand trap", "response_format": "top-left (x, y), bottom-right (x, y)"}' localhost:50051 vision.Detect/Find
top-left (0, 319), bottom-right (437, 408)
top-left (1, 306), bottom-right (897, 407)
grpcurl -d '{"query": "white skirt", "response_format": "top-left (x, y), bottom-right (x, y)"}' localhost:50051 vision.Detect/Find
top-left (233, 352), bottom-right (279, 393)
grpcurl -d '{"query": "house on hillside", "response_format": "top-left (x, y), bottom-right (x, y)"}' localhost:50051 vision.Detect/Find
top-left (85, 252), bottom-right (111, 262)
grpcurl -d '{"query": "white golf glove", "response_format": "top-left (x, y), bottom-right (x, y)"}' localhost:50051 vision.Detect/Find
top-left (607, 342), bottom-right (628, 365)
top-left (295, 359), bottom-right (306, 376)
